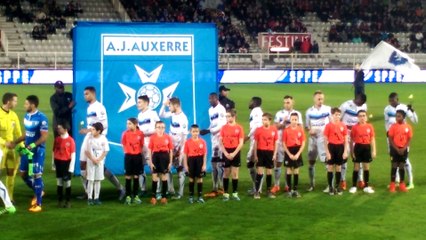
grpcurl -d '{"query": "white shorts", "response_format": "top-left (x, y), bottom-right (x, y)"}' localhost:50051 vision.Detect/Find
top-left (347, 129), bottom-right (354, 155)
top-left (276, 142), bottom-right (284, 163)
top-left (171, 134), bottom-right (184, 147)
top-left (171, 134), bottom-right (184, 153)
top-left (79, 134), bottom-right (89, 162)
top-left (171, 134), bottom-right (184, 167)
top-left (211, 133), bottom-right (222, 159)
top-left (308, 135), bottom-right (326, 162)
top-left (86, 160), bottom-right (104, 181)
top-left (246, 138), bottom-right (255, 162)
top-left (143, 137), bottom-right (150, 162)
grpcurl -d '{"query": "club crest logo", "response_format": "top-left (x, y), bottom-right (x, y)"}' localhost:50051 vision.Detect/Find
top-left (118, 64), bottom-right (179, 113)
top-left (388, 51), bottom-right (408, 66)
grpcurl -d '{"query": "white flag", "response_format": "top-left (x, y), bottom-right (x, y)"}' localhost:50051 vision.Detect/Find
top-left (360, 41), bottom-right (420, 76)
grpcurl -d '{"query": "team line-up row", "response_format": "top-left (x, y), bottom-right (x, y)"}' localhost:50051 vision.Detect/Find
top-left (0, 88), bottom-right (418, 214)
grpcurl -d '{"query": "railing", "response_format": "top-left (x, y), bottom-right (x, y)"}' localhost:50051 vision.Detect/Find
top-left (0, 52), bottom-right (73, 69)
top-left (1, 51), bottom-right (426, 70)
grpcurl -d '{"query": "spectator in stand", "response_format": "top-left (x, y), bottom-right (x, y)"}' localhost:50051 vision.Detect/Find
top-left (409, 41), bottom-right (418, 53)
top-left (39, 25), bottom-right (48, 40)
top-left (387, 33), bottom-right (400, 48)
top-left (293, 38), bottom-right (302, 52)
top-left (32, 26), bottom-right (41, 40)
top-left (352, 34), bottom-right (362, 44)
top-left (300, 38), bottom-right (312, 53)
top-left (35, 10), bottom-right (47, 23)
top-left (328, 25), bottom-right (338, 42)
top-left (64, 0), bottom-right (77, 17)
top-left (311, 41), bottom-right (319, 54)
top-left (415, 30), bottom-right (424, 43)
top-left (31, 25), bottom-right (47, 40)
top-left (69, 21), bottom-right (77, 41)
top-left (76, 0), bottom-right (83, 13)
top-left (57, 16), bottom-right (67, 29)
top-left (45, 18), bottom-right (57, 34)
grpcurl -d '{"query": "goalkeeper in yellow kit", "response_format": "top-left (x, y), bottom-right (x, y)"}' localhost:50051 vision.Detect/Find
top-left (0, 93), bottom-right (24, 202)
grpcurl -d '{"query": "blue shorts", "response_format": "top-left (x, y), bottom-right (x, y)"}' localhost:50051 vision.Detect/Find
top-left (19, 147), bottom-right (45, 175)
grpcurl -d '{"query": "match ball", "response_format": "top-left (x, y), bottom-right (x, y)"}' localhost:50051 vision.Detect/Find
top-left (369, 114), bottom-right (373, 118)
top-left (408, 94), bottom-right (414, 99)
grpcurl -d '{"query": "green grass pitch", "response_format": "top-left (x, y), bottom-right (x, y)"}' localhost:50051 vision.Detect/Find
top-left (1, 83), bottom-right (426, 240)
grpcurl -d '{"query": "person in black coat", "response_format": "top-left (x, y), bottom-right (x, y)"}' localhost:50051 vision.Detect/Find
top-left (50, 81), bottom-right (75, 137)
top-left (353, 64), bottom-right (365, 98)
top-left (219, 85), bottom-right (235, 111)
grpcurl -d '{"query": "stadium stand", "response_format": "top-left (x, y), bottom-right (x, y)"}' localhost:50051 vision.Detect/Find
top-left (0, 0), bottom-right (425, 70)
top-left (0, 0), bottom-right (120, 68)
top-left (120, 0), bottom-right (250, 54)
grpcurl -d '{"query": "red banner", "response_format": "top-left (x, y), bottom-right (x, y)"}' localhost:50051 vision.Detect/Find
top-left (258, 32), bottom-right (311, 50)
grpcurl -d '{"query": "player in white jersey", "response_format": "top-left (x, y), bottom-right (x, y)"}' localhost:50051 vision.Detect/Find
top-left (305, 90), bottom-right (332, 192)
top-left (244, 97), bottom-right (263, 194)
top-left (78, 86), bottom-right (125, 200)
top-left (339, 93), bottom-right (367, 190)
top-left (137, 95), bottom-right (160, 196)
top-left (201, 93), bottom-right (226, 197)
top-left (159, 97), bottom-right (188, 199)
top-left (271, 95), bottom-right (302, 194)
top-left (384, 92), bottom-right (418, 189)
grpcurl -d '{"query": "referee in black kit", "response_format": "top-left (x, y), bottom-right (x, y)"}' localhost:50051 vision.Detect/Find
top-left (50, 80), bottom-right (75, 137)
top-left (219, 85), bottom-right (235, 111)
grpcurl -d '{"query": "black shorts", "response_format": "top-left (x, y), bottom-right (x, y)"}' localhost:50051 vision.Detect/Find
top-left (188, 156), bottom-right (204, 178)
top-left (152, 151), bottom-right (170, 174)
top-left (326, 144), bottom-right (345, 165)
top-left (353, 144), bottom-right (372, 163)
top-left (390, 147), bottom-right (408, 163)
top-left (54, 159), bottom-right (71, 181)
top-left (124, 154), bottom-right (143, 176)
top-left (256, 150), bottom-right (274, 169)
top-left (223, 148), bottom-right (241, 168)
top-left (284, 146), bottom-right (304, 168)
